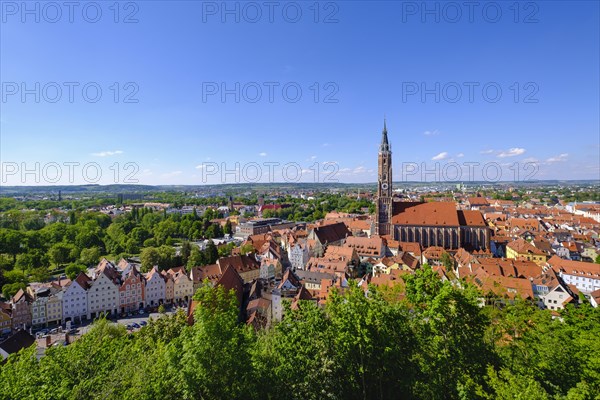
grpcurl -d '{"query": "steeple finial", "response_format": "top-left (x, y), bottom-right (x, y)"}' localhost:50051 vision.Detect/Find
top-left (379, 118), bottom-right (390, 152)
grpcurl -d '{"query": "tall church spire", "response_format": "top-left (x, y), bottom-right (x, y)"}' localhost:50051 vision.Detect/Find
top-left (380, 118), bottom-right (390, 153)
top-left (376, 119), bottom-right (393, 236)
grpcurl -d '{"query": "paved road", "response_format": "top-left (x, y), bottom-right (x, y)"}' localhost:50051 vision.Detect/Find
top-left (78, 310), bottom-right (179, 335)
top-left (35, 308), bottom-right (182, 340)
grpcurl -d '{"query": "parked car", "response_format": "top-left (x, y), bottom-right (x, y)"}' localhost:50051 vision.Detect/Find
top-left (140, 321), bottom-right (147, 326)
top-left (139, 310), bottom-right (145, 315)
top-left (132, 323), bottom-right (140, 329)
top-left (49, 328), bottom-right (60, 335)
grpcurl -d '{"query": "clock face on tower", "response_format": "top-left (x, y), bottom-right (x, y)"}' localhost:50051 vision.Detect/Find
top-left (381, 182), bottom-right (388, 190)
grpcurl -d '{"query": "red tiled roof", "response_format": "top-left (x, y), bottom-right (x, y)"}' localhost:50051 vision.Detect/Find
top-left (392, 202), bottom-right (459, 226)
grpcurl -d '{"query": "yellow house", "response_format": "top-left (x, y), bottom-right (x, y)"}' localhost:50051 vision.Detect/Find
top-left (506, 238), bottom-right (547, 266)
top-left (0, 305), bottom-right (11, 335)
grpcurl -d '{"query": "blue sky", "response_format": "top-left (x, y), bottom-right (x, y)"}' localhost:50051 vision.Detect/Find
top-left (1, 1), bottom-right (599, 185)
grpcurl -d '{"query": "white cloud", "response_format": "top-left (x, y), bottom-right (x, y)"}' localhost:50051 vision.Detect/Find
top-left (432, 152), bottom-right (448, 161)
top-left (546, 153), bottom-right (568, 163)
top-left (498, 148), bottom-right (526, 158)
top-left (423, 129), bottom-right (440, 136)
top-left (91, 150), bottom-right (123, 157)
top-left (456, 153), bottom-right (464, 158)
top-left (259, 152), bottom-right (267, 157)
top-left (480, 149), bottom-right (494, 154)
top-left (322, 143), bottom-right (330, 147)
top-left (310, 155), bottom-right (317, 160)
top-left (161, 171), bottom-right (182, 178)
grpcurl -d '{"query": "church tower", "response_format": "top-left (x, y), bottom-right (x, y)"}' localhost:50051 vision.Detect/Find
top-left (376, 119), bottom-right (393, 236)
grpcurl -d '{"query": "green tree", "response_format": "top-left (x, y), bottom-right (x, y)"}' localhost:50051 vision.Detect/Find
top-left (205, 241), bottom-right (219, 264)
top-left (187, 247), bottom-right (206, 268)
top-left (140, 247), bottom-right (161, 272)
top-left (65, 263), bottom-right (88, 280)
top-left (224, 220), bottom-right (233, 235)
top-left (48, 242), bottom-right (76, 268)
top-left (180, 240), bottom-right (192, 266)
top-left (2, 282), bottom-right (26, 299)
top-left (79, 246), bottom-right (101, 266)
top-left (178, 284), bottom-right (256, 399)
top-left (0, 228), bottom-right (23, 262)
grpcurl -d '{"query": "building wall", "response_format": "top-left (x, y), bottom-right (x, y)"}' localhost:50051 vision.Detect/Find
top-left (0, 311), bottom-right (11, 334)
top-left (560, 272), bottom-right (600, 294)
top-left (145, 275), bottom-right (166, 306)
top-left (119, 274), bottom-right (145, 313)
top-left (46, 295), bottom-right (62, 325)
top-left (62, 283), bottom-right (88, 323)
top-left (173, 276), bottom-right (194, 303)
top-left (11, 300), bottom-right (32, 331)
top-left (165, 279), bottom-right (174, 303)
top-left (31, 298), bottom-right (47, 327)
top-left (88, 274), bottom-right (119, 318)
top-left (288, 244), bottom-right (308, 270)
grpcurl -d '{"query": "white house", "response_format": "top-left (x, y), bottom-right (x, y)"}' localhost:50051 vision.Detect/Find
top-left (144, 266), bottom-right (166, 307)
top-left (532, 269), bottom-right (576, 311)
top-left (288, 242), bottom-right (309, 271)
top-left (87, 260), bottom-right (121, 319)
top-left (260, 260), bottom-right (276, 280)
top-left (548, 256), bottom-right (600, 294)
top-left (62, 273), bottom-right (90, 323)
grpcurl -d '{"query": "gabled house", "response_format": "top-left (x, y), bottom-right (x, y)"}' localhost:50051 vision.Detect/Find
top-left (167, 267), bottom-right (194, 305)
top-left (88, 260), bottom-right (121, 319)
top-left (119, 266), bottom-right (146, 313)
top-left (162, 272), bottom-right (175, 304)
top-left (144, 266), bottom-right (166, 307)
top-left (343, 236), bottom-right (385, 260)
top-left (548, 256), bottom-right (600, 294)
top-left (532, 269), bottom-right (577, 311)
top-left (10, 289), bottom-right (32, 331)
top-left (217, 254), bottom-right (261, 283)
top-left (288, 241), bottom-right (310, 271)
top-left (62, 273), bottom-right (90, 324)
top-left (506, 238), bottom-right (547, 266)
top-left (308, 222), bottom-right (351, 257)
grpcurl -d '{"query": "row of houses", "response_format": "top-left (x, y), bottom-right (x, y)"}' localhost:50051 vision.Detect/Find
top-left (1, 259), bottom-right (196, 333)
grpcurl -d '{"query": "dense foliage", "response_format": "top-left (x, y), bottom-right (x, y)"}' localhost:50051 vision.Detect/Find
top-left (1, 266), bottom-right (598, 400)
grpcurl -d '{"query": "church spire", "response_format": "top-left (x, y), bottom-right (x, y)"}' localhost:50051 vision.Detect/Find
top-left (380, 118), bottom-right (390, 153)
